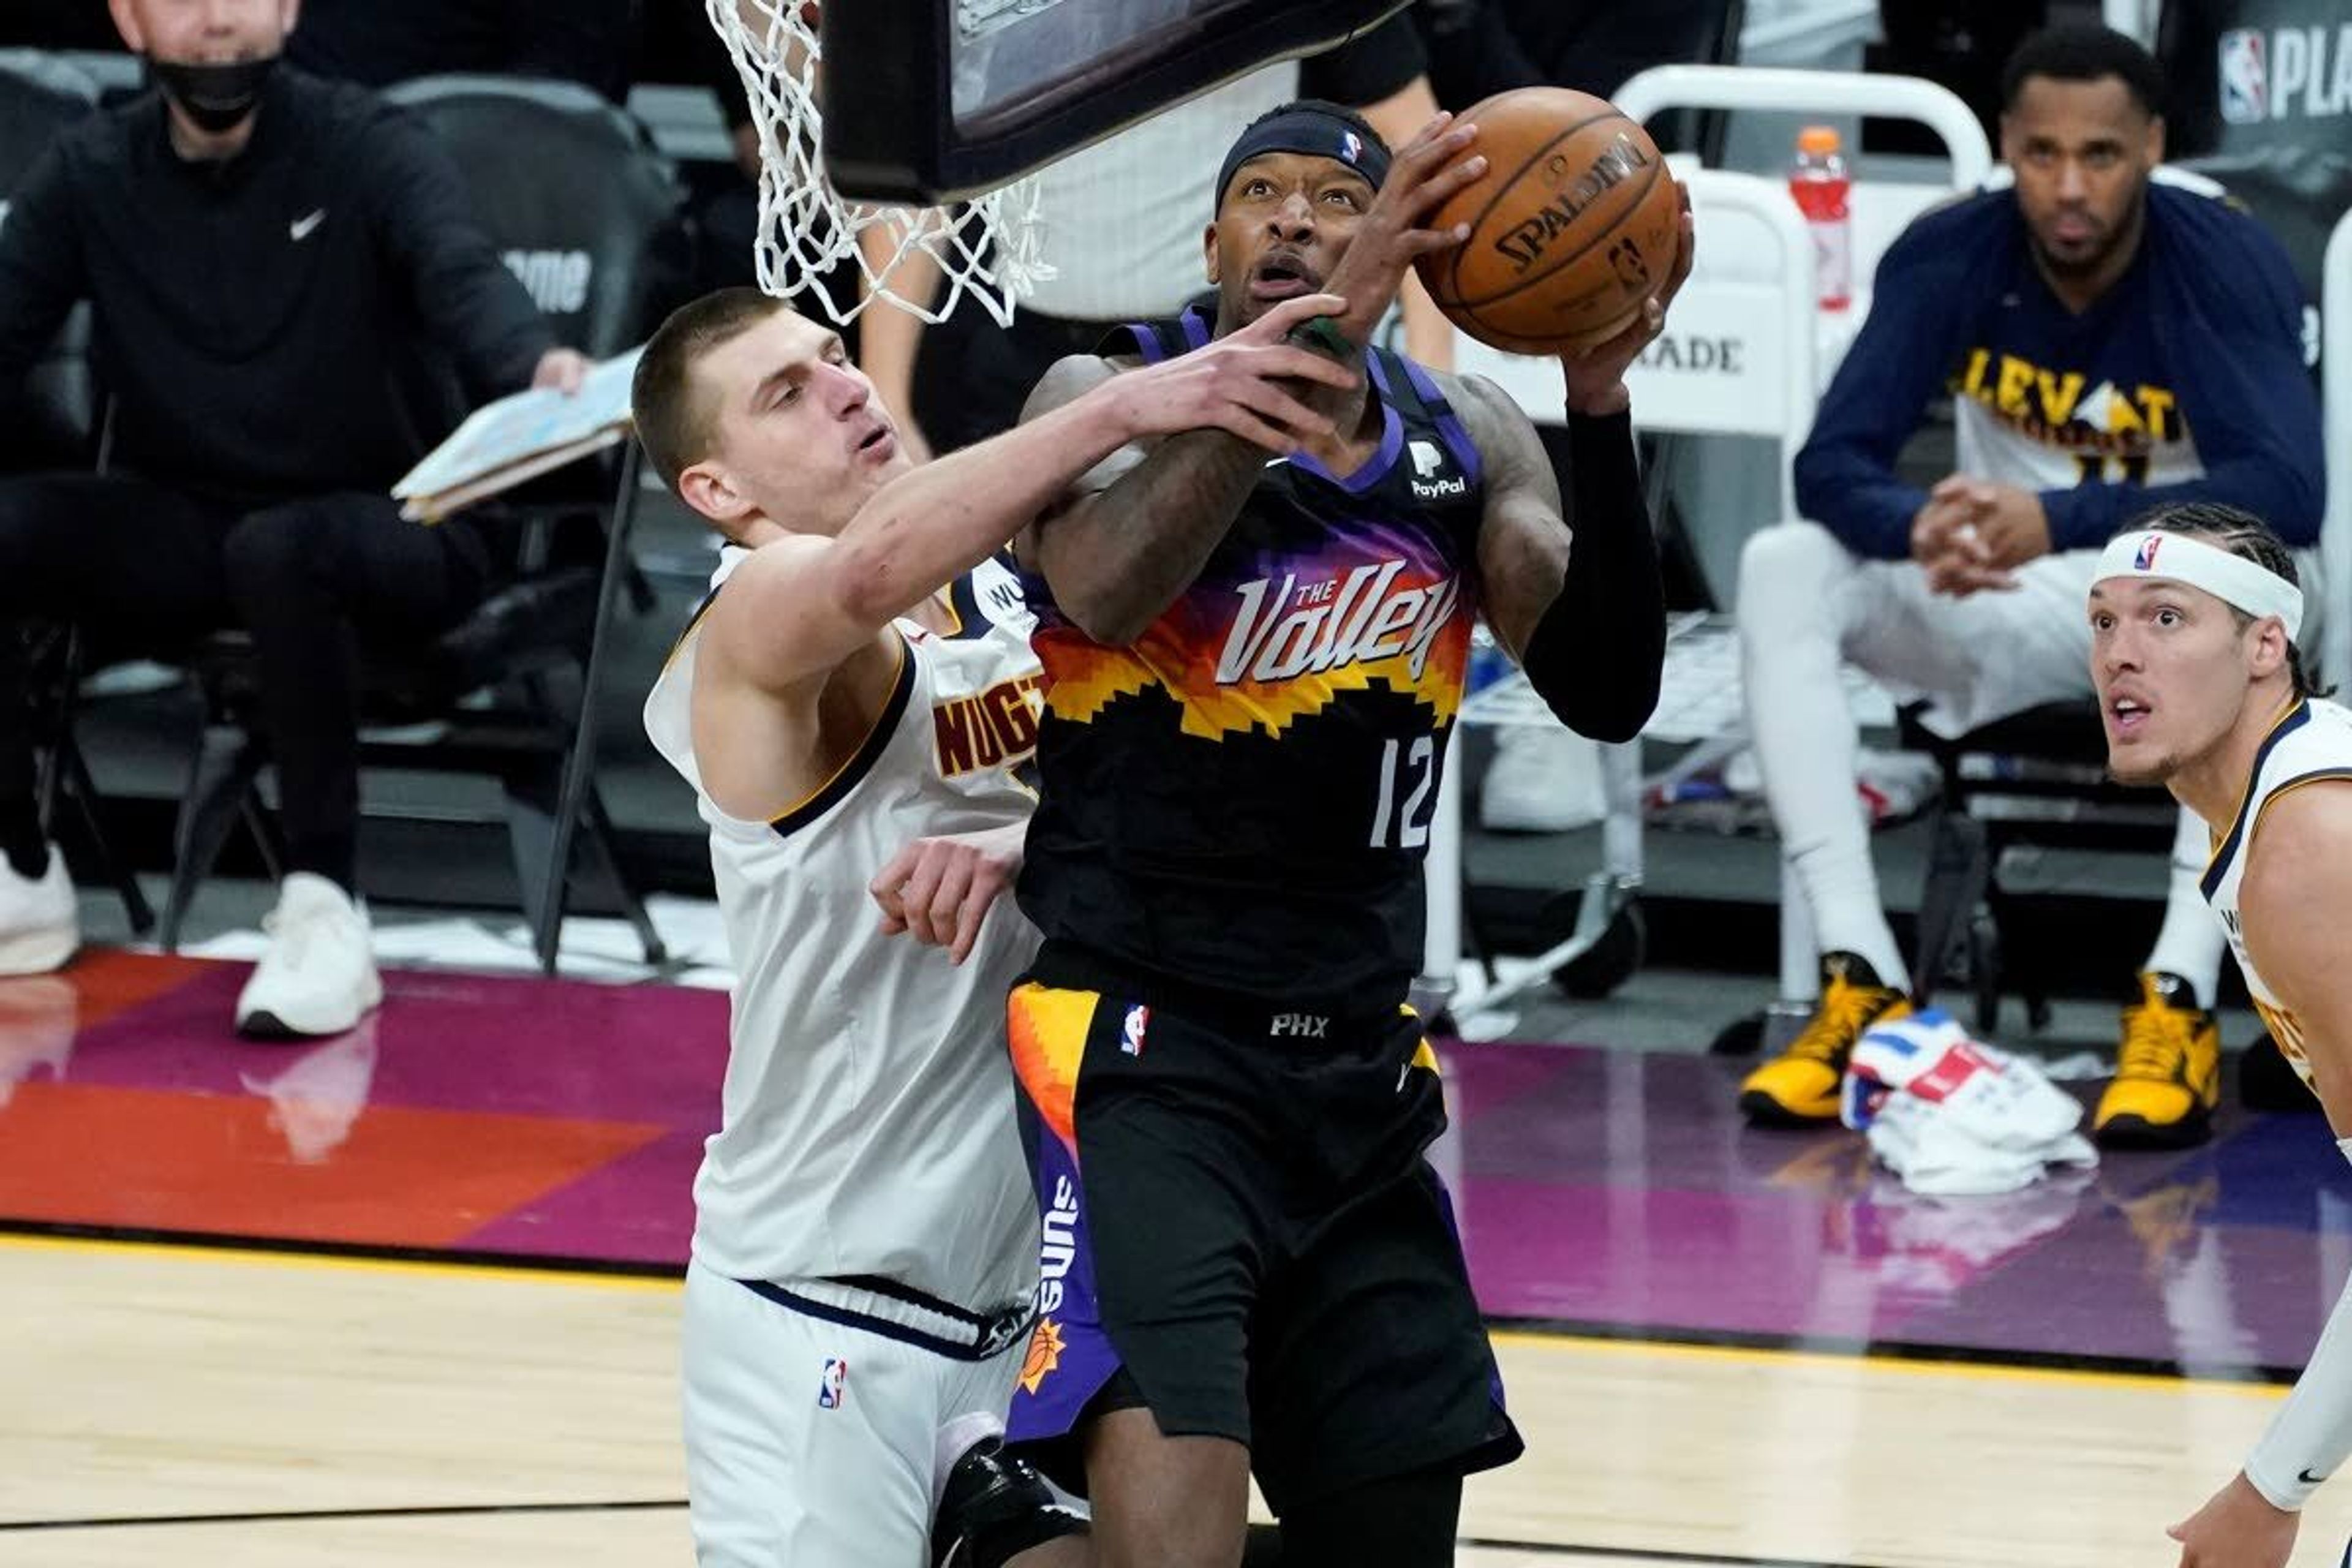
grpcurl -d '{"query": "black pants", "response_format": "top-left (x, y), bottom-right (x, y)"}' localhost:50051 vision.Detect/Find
top-left (0, 473), bottom-right (493, 891)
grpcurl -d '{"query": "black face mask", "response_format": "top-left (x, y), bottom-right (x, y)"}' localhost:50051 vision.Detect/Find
top-left (148, 55), bottom-right (279, 134)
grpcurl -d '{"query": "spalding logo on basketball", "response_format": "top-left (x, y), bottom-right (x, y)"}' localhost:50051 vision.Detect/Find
top-left (1415, 87), bottom-right (1683, 356)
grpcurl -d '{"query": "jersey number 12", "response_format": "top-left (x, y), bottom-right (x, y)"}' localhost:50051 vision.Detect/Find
top-left (1371, 736), bottom-right (1436, 850)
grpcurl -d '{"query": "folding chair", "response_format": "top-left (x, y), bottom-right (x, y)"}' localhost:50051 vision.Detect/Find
top-left (160, 77), bottom-right (685, 972)
top-left (1424, 164), bottom-right (1821, 1027)
top-left (0, 51), bottom-right (153, 936)
top-left (1419, 66), bottom-right (1991, 1034)
top-left (383, 76), bottom-right (687, 970)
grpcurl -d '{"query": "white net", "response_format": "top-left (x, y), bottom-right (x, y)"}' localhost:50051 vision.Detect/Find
top-left (705, 0), bottom-right (1051, 326)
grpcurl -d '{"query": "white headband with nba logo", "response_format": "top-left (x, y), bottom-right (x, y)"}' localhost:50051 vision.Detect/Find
top-left (2092, 529), bottom-right (2305, 643)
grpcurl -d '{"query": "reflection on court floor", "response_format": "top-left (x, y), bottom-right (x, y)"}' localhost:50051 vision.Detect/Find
top-left (3, 952), bottom-right (2350, 1564)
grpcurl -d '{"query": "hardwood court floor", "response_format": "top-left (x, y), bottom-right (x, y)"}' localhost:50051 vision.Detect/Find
top-left (7, 1235), bottom-right (2352, 1568)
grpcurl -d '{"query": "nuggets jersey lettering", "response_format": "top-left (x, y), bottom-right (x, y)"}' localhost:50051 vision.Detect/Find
top-left (1949, 241), bottom-right (2201, 494)
top-left (644, 554), bottom-right (1041, 1310)
top-left (1019, 310), bottom-right (1484, 1003)
top-left (2200, 697), bottom-right (2352, 1087)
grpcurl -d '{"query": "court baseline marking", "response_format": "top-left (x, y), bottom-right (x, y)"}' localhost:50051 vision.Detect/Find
top-left (0, 1504), bottom-right (1888, 1566)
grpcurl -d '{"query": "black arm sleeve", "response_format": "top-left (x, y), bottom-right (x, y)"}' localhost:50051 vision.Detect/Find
top-left (0, 142), bottom-right (86, 388)
top-left (1298, 12), bottom-right (1427, 106)
top-left (1521, 411), bottom-right (1665, 744)
top-left (368, 104), bottom-right (557, 397)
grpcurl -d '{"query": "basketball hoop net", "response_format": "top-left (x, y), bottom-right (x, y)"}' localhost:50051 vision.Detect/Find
top-left (704, 0), bottom-right (1050, 326)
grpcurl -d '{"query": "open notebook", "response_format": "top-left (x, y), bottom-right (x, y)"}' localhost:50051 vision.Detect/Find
top-left (393, 345), bottom-right (643, 522)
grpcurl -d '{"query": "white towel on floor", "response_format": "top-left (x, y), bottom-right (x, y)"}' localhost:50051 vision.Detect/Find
top-left (1841, 1011), bottom-right (2097, 1196)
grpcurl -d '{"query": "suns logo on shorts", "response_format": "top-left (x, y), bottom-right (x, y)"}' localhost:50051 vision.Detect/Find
top-left (1019, 1318), bottom-right (1066, 1394)
top-left (1037, 1175), bottom-right (1080, 1314)
top-left (816, 1357), bottom-right (848, 1409)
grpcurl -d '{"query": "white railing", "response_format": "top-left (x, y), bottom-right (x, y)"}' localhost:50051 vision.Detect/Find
top-left (1613, 64), bottom-right (1994, 190)
top-left (2324, 208), bottom-right (2351, 689)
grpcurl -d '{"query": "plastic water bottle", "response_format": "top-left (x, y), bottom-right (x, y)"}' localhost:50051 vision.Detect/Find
top-left (1789, 125), bottom-right (1852, 312)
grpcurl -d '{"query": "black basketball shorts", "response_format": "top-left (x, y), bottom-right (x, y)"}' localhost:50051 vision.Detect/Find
top-left (1001, 944), bottom-right (1523, 1512)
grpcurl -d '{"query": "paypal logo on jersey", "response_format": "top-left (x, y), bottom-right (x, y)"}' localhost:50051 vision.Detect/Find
top-left (1408, 439), bottom-right (1468, 500)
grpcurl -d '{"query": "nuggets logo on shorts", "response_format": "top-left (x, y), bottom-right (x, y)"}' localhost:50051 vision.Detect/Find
top-left (1019, 1318), bottom-right (1066, 1394)
top-left (816, 1357), bottom-right (848, 1409)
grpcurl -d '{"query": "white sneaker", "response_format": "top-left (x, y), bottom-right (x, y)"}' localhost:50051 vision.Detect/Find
top-left (1478, 726), bottom-right (1605, 834)
top-left (235, 873), bottom-right (383, 1039)
top-left (0, 845), bottom-right (77, 976)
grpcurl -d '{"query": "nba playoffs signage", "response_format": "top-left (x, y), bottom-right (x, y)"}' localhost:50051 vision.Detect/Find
top-left (2163, 0), bottom-right (2352, 153)
top-left (2219, 19), bottom-right (2352, 123)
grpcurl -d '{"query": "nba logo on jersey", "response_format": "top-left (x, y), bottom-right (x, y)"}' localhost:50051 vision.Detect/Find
top-left (817, 1357), bottom-right (848, 1409)
top-left (2133, 534), bottom-right (2163, 571)
top-left (1120, 1004), bottom-right (1150, 1057)
top-left (2219, 30), bottom-right (2267, 124)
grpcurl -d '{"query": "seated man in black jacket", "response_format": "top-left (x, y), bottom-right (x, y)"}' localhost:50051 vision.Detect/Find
top-left (0, 0), bottom-right (586, 1035)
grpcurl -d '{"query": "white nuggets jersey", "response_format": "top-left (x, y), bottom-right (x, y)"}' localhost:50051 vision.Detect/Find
top-left (644, 554), bottom-right (1044, 1314)
top-left (2201, 697), bottom-right (2352, 1086)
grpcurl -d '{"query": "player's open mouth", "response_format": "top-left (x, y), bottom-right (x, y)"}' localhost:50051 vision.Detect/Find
top-left (856, 426), bottom-right (895, 460)
top-left (1249, 253), bottom-right (1319, 301)
top-left (2108, 695), bottom-right (2150, 736)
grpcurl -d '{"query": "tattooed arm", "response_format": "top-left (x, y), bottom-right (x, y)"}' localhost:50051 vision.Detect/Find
top-left (1018, 357), bottom-right (1275, 646)
top-left (1015, 345), bottom-right (1360, 646)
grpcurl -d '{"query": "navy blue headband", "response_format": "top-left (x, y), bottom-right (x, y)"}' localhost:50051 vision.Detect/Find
top-left (1213, 108), bottom-right (1389, 213)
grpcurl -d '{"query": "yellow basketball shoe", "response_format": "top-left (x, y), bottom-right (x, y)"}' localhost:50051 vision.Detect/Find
top-left (1738, 954), bottom-right (1911, 1126)
top-left (2093, 973), bottom-right (2221, 1149)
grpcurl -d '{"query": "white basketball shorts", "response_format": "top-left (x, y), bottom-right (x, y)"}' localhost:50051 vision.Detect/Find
top-left (682, 1259), bottom-right (1028, 1567)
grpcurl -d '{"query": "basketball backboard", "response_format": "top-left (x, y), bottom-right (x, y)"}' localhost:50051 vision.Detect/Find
top-left (822, 0), bottom-right (1412, 203)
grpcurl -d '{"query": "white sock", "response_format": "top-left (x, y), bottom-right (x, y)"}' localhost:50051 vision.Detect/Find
top-left (1740, 525), bottom-right (1910, 992)
top-left (2142, 805), bottom-right (2227, 1005)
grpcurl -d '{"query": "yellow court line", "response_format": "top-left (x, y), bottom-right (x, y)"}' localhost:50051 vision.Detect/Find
top-left (0, 1231), bottom-right (683, 1295)
top-left (0, 1231), bottom-right (2294, 1401)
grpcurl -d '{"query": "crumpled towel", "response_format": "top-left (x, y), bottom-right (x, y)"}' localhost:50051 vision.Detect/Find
top-left (1841, 1010), bottom-right (2097, 1196)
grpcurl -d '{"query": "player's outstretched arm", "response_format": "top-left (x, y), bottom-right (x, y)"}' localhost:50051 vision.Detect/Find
top-left (1451, 196), bottom-right (1687, 741)
top-left (1016, 292), bottom-right (1357, 646)
top-left (1455, 380), bottom-right (1662, 743)
top-left (2170, 783), bottom-right (2352, 1568)
top-left (719, 292), bottom-right (1351, 690)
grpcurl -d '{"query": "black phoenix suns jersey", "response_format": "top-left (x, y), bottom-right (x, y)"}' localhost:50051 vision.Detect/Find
top-left (1017, 306), bottom-right (1486, 1006)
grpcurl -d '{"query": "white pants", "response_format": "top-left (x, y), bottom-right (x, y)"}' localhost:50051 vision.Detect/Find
top-left (682, 1259), bottom-right (1025, 1568)
top-left (1737, 522), bottom-right (2227, 996)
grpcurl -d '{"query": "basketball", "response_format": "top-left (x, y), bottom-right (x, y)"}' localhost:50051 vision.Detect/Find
top-left (1415, 87), bottom-right (1683, 355)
